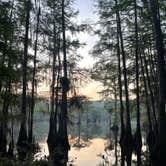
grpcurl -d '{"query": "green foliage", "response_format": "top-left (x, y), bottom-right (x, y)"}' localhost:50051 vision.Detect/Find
top-left (69, 95), bottom-right (89, 110)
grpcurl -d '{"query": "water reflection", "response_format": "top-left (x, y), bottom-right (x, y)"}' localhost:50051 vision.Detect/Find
top-left (32, 111), bottom-right (112, 166)
top-left (37, 138), bottom-right (114, 166)
top-left (0, 109), bottom-right (151, 165)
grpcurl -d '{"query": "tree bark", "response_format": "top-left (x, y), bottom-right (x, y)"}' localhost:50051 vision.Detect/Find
top-left (47, 23), bottom-right (57, 151)
top-left (149, 0), bottom-right (166, 164)
top-left (28, 0), bottom-right (40, 143)
top-left (142, 52), bottom-right (158, 131)
top-left (59, 0), bottom-right (70, 150)
top-left (17, 1), bottom-right (31, 157)
top-left (134, 1), bottom-right (142, 165)
top-left (116, 9), bottom-right (125, 166)
top-left (115, 0), bottom-right (133, 165)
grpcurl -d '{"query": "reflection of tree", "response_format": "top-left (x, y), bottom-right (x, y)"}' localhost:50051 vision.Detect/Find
top-left (111, 125), bottom-right (119, 165)
top-left (69, 95), bottom-right (89, 147)
top-left (48, 146), bottom-right (69, 166)
top-left (104, 139), bottom-right (114, 156)
top-left (90, 123), bottom-right (103, 137)
top-left (104, 124), bottom-right (119, 165)
top-left (69, 134), bottom-right (91, 150)
top-left (97, 154), bottom-right (110, 166)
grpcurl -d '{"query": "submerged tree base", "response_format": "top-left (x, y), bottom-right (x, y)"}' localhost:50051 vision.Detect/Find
top-left (47, 140), bottom-right (69, 166)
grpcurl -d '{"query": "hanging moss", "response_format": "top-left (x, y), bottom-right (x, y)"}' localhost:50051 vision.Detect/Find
top-left (60, 77), bottom-right (70, 92)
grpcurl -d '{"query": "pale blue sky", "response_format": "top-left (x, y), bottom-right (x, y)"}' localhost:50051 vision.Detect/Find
top-left (73, 0), bottom-right (98, 68)
top-left (72, 0), bottom-right (102, 100)
top-left (74, 0), bottom-right (96, 21)
top-left (39, 0), bottom-right (101, 99)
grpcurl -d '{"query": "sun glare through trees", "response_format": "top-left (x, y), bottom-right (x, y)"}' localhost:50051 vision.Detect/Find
top-left (0, 0), bottom-right (166, 165)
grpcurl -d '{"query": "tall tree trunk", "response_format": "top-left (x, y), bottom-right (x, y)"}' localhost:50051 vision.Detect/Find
top-left (134, 1), bottom-right (142, 165)
top-left (0, 82), bottom-right (9, 156)
top-left (149, 0), bottom-right (166, 164)
top-left (0, 0), bottom-right (15, 156)
top-left (78, 109), bottom-right (81, 145)
top-left (8, 106), bottom-right (14, 158)
top-left (28, 0), bottom-right (40, 144)
top-left (114, 88), bottom-right (118, 166)
top-left (115, 0), bottom-right (133, 165)
top-left (140, 52), bottom-right (154, 165)
top-left (148, 48), bottom-right (159, 113)
top-left (54, 33), bottom-right (61, 134)
top-left (17, 0), bottom-right (31, 158)
top-left (59, 0), bottom-right (70, 150)
top-left (140, 53), bottom-right (153, 132)
top-left (142, 52), bottom-right (158, 131)
top-left (116, 17), bottom-right (125, 165)
top-left (47, 23), bottom-right (57, 153)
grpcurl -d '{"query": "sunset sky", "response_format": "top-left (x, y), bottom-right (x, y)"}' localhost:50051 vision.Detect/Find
top-left (38, 0), bottom-right (102, 100)
top-left (73, 0), bottom-right (103, 100)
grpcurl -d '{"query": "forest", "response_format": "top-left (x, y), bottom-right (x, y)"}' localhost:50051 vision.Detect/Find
top-left (0, 0), bottom-right (166, 165)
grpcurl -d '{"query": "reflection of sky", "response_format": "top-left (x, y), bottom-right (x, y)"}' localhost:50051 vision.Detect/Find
top-left (38, 138), bottom-right (114, 166)
top-left (69, 138), bottom-right (114, 166)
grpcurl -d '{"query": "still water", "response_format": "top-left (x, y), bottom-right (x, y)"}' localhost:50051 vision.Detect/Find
top-left (37, 138), bottom-right (115, 166)
top-left (33, 112), bottom-right (116, 166)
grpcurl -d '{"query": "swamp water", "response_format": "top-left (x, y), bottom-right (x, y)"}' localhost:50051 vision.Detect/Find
top-left (32, 112), bottom-right (117, 166)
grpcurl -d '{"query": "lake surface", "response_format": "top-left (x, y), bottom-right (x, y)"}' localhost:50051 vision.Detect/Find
top-left (32, 112), bottom-right (116, 166)
top-left (37, 138), bottom-right (115, 166)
